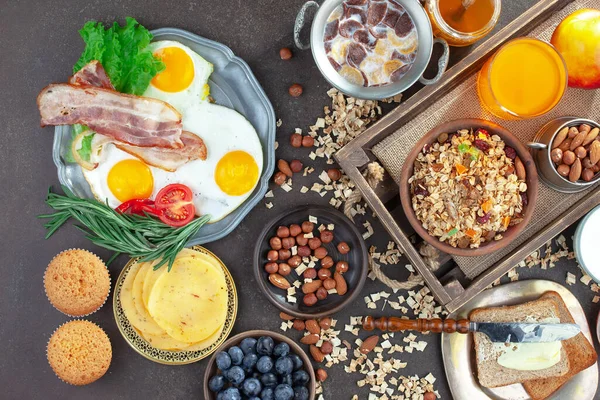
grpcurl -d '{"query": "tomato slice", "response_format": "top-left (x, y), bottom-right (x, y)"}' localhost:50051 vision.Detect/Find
top-left (154, 184), bottom-right (195, 227)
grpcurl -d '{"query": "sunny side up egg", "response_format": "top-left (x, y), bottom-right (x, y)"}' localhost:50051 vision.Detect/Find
top-left (82, 41), bottom-right (263, 223)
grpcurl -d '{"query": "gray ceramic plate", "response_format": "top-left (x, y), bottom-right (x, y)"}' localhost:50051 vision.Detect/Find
top-left (441, 280), bottom-right (598, 400)
top-left (52, 28), bottom-right (276, 245)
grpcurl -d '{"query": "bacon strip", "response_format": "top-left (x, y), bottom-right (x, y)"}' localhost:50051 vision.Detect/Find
top-left (69, 60), bottom-right (115, 90)
top-left (38, 84), bottom-right (183, 148)
top-left (115, 131), bottom-right (207, 172)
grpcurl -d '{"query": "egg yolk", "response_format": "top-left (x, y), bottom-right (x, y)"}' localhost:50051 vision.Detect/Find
top-left (215, 151), bottom-right (259, 196)
top-left (107, 159), bottom-right (154, 202)
top-left (151, 47), bottom-right (195, 92)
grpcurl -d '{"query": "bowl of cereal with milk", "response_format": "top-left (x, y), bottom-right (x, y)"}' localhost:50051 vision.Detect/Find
top-left (400, 119), bottom-right (538, 257)
top-left (293, 0), bottom-right (449, 99)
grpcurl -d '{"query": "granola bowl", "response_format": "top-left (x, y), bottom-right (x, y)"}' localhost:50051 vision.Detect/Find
top-left (400, 119), bottom-right (538, 257)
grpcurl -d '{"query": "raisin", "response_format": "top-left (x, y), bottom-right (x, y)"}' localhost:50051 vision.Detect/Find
top-left (504, 146), bottom-right (517, 160)
top-left (520, 192), bottom-right (528, 206)
top-left (476, 212), bottom-right (491, 224)
top-left (473, 139), bottom-right (490, 152)
top-left (414, 185), bottom-right (429, 197)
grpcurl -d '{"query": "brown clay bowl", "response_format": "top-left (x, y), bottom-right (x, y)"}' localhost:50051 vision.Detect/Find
top-left (399, 118), bottom-right (538, 257)
top-left (253, 205), bottom-right (369, 319)
top-left (203, 330), bottom-right (316, 400)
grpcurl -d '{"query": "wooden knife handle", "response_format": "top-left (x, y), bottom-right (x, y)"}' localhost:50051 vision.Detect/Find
top-left (362, 316), bottom-right (470, 334)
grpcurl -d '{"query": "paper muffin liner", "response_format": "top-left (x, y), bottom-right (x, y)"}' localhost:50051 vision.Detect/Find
top-left (46, 319), bottom-right (112, 386)
top-left (44, 248), bottom-right (111, 318)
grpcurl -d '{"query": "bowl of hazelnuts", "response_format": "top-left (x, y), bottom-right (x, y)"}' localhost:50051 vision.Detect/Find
top-left (253, 205), bottom-right (368, 319)
top-left (529, 117), bottom-right (600, 193)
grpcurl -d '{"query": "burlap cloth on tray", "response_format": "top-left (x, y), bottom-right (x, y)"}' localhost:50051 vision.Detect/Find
top-left (373, 0), bottom-right (600, 279)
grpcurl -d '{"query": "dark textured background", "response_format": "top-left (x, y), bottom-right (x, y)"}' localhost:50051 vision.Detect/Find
top-left (1, 0), bottom-right (598, 399)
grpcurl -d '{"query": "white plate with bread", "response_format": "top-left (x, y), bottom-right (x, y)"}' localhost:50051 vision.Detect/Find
top-left (442, 280), bottom-right (598, 400)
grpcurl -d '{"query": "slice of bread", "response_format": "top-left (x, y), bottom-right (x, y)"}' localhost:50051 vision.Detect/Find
top-left (522, 291), bottom-right (598, 400)
top-left (470, 296), bottom-right (570, 388)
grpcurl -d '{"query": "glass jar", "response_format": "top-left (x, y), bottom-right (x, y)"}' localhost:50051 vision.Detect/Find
top-left (425, 0), bottom-right (501, 47)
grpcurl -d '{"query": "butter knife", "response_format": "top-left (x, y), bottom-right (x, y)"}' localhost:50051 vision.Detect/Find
top-left (362, 316), bottom-right (580, 343)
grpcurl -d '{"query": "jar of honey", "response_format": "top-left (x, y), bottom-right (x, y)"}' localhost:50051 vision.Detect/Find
top-left (425, 0), bottom-right (501, 46)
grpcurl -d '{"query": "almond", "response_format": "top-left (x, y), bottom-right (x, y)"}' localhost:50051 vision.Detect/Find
top-left (279, 312), bottom-right (294, 320)
top-left (570, 131), bottom-right (586, 150)
top-left (558, 138), bottom-right (573, 152)
top-left (590, 141), bottom-right (600, 165)
top-left (552, 127), bottom-right (568, 149)
top-left (309, 344), bottom-right (325, 362)
top-left (359, 335), bottom-right (379, 354)
top-left (277, 159), bottom-right (293, 177)
top-left (269, 273), bottom-right (290, 289)
top-left (583, 127), bottom-right (599, 146)
top-left (333, 272), bottom-right (348, 295)
top-left (305, 319), bottom-right (320, 334)
top-left (300, 334), bottom-right (320, 345)
top-left (569, 158), bottom-right (582, 182)
top-left (514, 156), bottom-right (526, 181)
top-left (301, 280), bottom-right (322, 294)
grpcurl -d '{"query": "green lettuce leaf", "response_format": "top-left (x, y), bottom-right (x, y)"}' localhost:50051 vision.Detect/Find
top-left (77, 133), bottom-right (96, 162)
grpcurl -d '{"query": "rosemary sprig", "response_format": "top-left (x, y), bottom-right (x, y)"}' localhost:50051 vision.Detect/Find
top-left (39, 187), bottom-right (210, 271)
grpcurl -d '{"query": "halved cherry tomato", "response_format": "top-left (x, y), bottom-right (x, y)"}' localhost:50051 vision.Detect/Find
top-left (154, 184), bottom-right (195, 227)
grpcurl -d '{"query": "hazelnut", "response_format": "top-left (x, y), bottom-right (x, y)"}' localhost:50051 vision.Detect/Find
top-left (267, 250), bottom-right (279, 261)
top-left (303, 268), bottom-right (317, 280)
top-left (301, 135), bottom-right (314, 147)
top-left (583, 157), bottom-right (595, 169)
top-left (594, 162), bottom-right (600, 173)
top-left (278, 263), bottom-right (291, 276)
top-left (279, 47), bottom-right (292, 60)
top-left (303, 293), bottom-right (318, 306)
top-left (316, 368), bottom-right (328, 382)
top-left (318, 268), bottom-right (332, 280)
top-left (563, 150), bottom-right (576, 165)
top-left (557, 164), bottom-right (571, 177)
top-left (575, 146), bottom-right (587, 159)
top-left (550, 148), bottom-right (563, 164)
top-left (273, 171), bottom-right (286, 185)
top-left (423, 393), bottom-right (436, 400)
top-left (323, 278), bottom-right (336, 290)
top-left (302, 221), bottom-right (314, 233)
top-left (282, 237), bottom-right (295, 249)
top-left (292, 319), bottom-right (305, 331)
top-left (320, 341), bottom-right (333, 355)
top-left (327, 168), bottom-right (342, 181)
top-left (315, 286), bottom-right (328, 300)
top-left (320, 230), bottom-right (334, 243)
top-left (296, 235), bottom-right (309, 246)
top-left (314, 247), bottom-right (328, 259)
top-left (290, 133), bottom-right (302, 148)
top-left (276, 225), bottom-right (290, 238)
top-left (289, 224), bottom-right (302, 237)
top-left (336, 260), bottom-right (349, 273)
top-left (319, 317), bottom-right (332, 330)
top-left (582, 168), bottom-right (595, 182)
top-left (278, 249), bottom-right (291, 260)
top-left (269, 236), bottom-right (282, 250)
top-left (288, 255), bottom-right (302, 268)
top-left (290, 159), bottom-right (303, 173)
top-left (277, 159), bottom-right (293, 177)
top-left (320, 256), bottom-right (334, 269)
top-left (297, 245), bottom-right (311, 257)
top-left (337, 241), bottom-right (350, 254)
top-left (308, 237), bottom-right (322, 250)
top-left (264, 262), bottom-right (278, 274)
top-left (289, 83), bottom-right (303, 97)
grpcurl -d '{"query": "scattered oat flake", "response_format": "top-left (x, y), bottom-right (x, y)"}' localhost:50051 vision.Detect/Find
top-left (265, 202), bottom-right (273, 209)
top-left (566, 272), bottom-right (576, 285)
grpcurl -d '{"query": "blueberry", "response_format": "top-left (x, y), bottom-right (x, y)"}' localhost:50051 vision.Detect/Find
top-left (274, 384), bottom-right (294, 400)
top-left (216, 351), bottom-right (232, 371)
top-left (256, 355), bottom-right (274, 373)
top-left (293, 386), bottom-right (309, 400)
top-left (256, 336), bottom-right (275, 356)
top-left (241, 377), bottom-right (262, 397)
top-left (221, 387), bottom-right (241, 400)
top-left (261, 387), bottom-right (275, 400)
top-left (280, 374), bottom-right (292, 386)
top-left (216, 392), bottom-right (224, 400)
top-left (225, 366), bottom-right (245, 385)
top-left (292, 370), bottom-right (309, 386)
top-left (275, 356), bottom-right (294, 376)
top-left (208, 375), bottom-right (226, 392)
top-left (289, 354), bottom-right (303, 371)
top-left (248, 397), bottom-right (261, 400)
top-left (240, 337), bottom-right (257, 355)
top-left (228, 346), bottom-right (244, 366)
top-left (273, 342), bottom-right (290, 357)
top-left (259, 372), bottom-right (277, 388)
top-left (242, 353), bottom-right (258, 371)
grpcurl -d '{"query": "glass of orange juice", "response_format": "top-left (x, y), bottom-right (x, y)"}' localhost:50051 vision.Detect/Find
top-left (477, 38), bottom-right (567, 120)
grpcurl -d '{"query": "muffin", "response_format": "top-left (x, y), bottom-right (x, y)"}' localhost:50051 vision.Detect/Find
top-left (44, 249), bottom-right (110, 316)
top-left (47, 320), bottom-right (112, 385)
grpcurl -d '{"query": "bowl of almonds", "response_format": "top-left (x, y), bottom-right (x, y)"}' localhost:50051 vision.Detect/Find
top-left (253, 205), bottom-right (368, 319)
top-left (529, 117), bottom-right (600, 193)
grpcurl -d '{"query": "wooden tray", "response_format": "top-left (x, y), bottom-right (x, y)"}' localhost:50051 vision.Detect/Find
top-left (335, 0), bottom-right (600, 314)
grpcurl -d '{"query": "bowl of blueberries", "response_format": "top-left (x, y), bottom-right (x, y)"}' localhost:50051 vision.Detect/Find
top-left (204, 330), bottom-right (316, 400)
